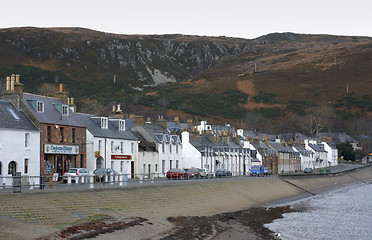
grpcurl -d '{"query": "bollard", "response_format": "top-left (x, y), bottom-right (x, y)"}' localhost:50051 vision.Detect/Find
top-left (110, 173), bottom-right (114, 185)
top-left (139, 174), bottom-right (143, 184)
top-left (67, 176), bottom-right (71, 184)
top-left (151, 173), bottom-right (154, 183)
top-left (75, 176), bottom-right (79, 184)
top-left (124, 173), bottom-right (128, 186)
top-left (40, 175), bottom-right (45, 189)
top-left (119, 173), bottom-right (123, 187)
top-left (89, 174), bottom-right (94, 189)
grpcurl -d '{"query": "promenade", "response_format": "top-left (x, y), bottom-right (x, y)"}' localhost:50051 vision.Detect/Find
top-left (0, 164), bottom-right (371, 240)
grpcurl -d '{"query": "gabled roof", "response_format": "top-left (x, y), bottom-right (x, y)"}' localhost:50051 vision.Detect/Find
top-left (131, 123), bottom-right (180, 145)
top-left (76, 113), bottom-right (137, 140)
top-left (308, 143), bottom-right (328, 152)
top-left (22, 93), bottom-right (85, 127)
top-left (0, 100), bottom-right (39, 132)
top-left (293, 145), bottom-right (314, 155)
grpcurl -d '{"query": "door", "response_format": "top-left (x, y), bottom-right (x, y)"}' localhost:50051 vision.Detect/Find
top-left (131, 161), bottom-right (134, 178)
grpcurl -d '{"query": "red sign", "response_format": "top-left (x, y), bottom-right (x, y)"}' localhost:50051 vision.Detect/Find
top-left (111, 155), bottom-right (132, 160)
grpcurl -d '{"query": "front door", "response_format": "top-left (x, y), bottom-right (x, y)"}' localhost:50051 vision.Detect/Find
top-left (131, 161), bottom-right (134, 178)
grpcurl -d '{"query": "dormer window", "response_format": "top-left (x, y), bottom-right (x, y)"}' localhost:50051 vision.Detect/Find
top-left (101, 118), bottom-right (108, 129)
top-left (37, 101), bottom-right (44, 112)
top-left (119, 120), bottom-right (125, 130)
top-left (62, 105), bottom-right (69, 115)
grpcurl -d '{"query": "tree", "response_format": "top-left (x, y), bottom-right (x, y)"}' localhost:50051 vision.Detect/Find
top-left (336, 142), bottom-right (356, 161)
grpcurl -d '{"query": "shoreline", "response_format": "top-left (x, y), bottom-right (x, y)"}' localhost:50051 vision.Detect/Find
top-left (0, 165), bottom-right (371, 239)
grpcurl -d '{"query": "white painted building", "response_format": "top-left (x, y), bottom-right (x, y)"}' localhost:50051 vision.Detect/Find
top-left (0, 100), bottom-right (40, 186)
top-left (131, 123), bottom-right (182, 178)
top-left (76, 114), bottom-right (138, 176)
top-left (322, 142), bottom-right (338, 167)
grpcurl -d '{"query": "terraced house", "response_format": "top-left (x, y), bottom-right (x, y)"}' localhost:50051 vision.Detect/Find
top-left (2, 75), bottom-right (86, 177)
top-left (0, 99), bottom-right (40, 186)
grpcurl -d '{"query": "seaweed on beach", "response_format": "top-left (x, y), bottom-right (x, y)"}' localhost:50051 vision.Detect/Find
top-left (160, 206), bottom-right (298, 240)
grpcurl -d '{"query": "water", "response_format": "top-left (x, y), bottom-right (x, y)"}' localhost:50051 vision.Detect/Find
top-left (265, 183), bottom-right (372, 240)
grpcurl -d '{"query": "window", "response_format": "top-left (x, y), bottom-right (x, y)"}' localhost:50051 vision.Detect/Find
top-left (37, 101), bottom-right (44, 112)
top-left (170, 160), bottom-right (173, 169)
top-left (111, 161), bottom-right (114, 169)
top-left (120, 161), bottom-right (124, 173)
top-left (24, 159), bottom-right (28, 173)
top-left (176, 144), bottom-right (179, 154)
top-left (72, 128), bottom-right (76, 143)
top-left (25, 133), bottom-right (30, 148)
top-left (0, 161), bottom-right (2, 175)
top-left (101, 118), bottom-right (108, 129)
top-left (162, 160), bottom-right (165, 173)
top-left (176, 160), bottom-right (179, 169)
top-left (131, 143), bottom-right (134, 154)
top-left (120, 142), bottom-right (124, 153)
top-left (155, 164), bottom-right (158, 172)
top-left (98, 140), bottom-right (102, 152)
top-left (111, 141), bottom-right (114, 153)
top-left (62, 105), bottom-right (69, 115)
top-left (8, 161), bottom-right (16, 175)
top-left (170, 144), bottom-right (172, 153)
top-left (7, 108), bottom-right (20, 120)
top-left (59, 127), bottom-right (64, 142)
top-left (47, 126), bottom-right (51, 142)
top-left (162, 142), bottom-right (165, 153)
top-left (119, 120), bottom-right (125, 130)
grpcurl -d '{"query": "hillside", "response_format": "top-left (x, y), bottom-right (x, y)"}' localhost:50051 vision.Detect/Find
top-left (0, 27), bottom-right (371, 134)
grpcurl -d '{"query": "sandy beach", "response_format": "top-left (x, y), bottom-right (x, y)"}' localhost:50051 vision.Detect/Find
top-left (0, 165), bottom-right (371, 240)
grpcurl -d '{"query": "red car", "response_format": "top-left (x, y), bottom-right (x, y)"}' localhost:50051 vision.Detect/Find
top-left (166, 168), bottom-right (188, 179)
top-left (186, 168), bottom-right (201, 179)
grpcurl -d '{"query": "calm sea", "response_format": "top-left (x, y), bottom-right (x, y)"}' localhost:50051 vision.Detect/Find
top-left (265, 182), bottom-right (372, 240)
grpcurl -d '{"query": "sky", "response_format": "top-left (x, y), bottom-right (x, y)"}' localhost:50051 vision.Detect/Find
top-left (1, 0), bottom-right (372, 39)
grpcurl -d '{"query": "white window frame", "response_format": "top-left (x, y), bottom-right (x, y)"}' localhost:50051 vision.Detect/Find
top-left (101, 118), bottom-right (108, 129)
top-left (37, 101), bottom-right (44, 112)
top-left (25, 133), bottom-right (30, 148)
top-left (119, 120), bottom-right (125, 130)
top-left (62, 105), bottom-right (69, 115)
top-left (120, 142), bottom-right (124, 154)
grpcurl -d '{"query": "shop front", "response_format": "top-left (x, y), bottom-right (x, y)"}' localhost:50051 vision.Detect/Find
top-left (111, 154), bottom-right (133, 177)
top-left (43, 144), bottom-right (80, 176)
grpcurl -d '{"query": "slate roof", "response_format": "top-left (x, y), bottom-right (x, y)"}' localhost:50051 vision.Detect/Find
top-left (131, 123), bottom-right (180, 148)
top-left (308, 143), bottom-right (328, 153)
top-left (22, 93), bottom-right (85, 127)
top-left (0, 100), bottom-right (39, 132)
top-left (293, 145), bottom-right (314, 156)
top-left (317, 132), bottom-right (357, 143)
top-left (76, 113), bottom-right (137, 140)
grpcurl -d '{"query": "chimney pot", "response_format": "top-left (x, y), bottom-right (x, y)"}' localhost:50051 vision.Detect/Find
top-left (59, 84), bottom-right (63, 92)
top-left (6, 76), bottom-right (10, 91)
top-left (70, 98), bottom-right (74, 105)
top-left (15, 74), bottom-right (20, 83)
top-left (10, 74), bottom-right (15, 91)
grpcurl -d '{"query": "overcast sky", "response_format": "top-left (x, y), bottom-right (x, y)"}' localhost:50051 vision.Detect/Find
top-left (1, 0), bottom-right (371, 39)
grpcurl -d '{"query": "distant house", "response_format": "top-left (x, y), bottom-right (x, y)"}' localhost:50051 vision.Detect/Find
top-left (0, 100), bottom-right (40, 185)
top-left (268, 141), bottom-right (301, 173)
top-left (305, 140), bottom-right (328, 168)
top-left (292, 144), bottom-right (315, 170)
top-left (131, 120), bottom-right (182, 177)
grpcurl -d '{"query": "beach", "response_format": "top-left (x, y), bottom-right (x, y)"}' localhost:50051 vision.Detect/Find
top-left (0, 165), bottom-right (371, 240)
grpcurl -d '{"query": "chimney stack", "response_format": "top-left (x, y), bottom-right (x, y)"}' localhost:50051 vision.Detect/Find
top-left (54, 83), bottom-right (69, 104)
top-left (59, 83), bottom-right (63, 92)
top-left (15, 74), bottom-right (20, 83)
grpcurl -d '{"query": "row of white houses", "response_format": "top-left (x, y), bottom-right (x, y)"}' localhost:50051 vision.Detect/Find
top-left (0, 97), bottom-right (339, 185)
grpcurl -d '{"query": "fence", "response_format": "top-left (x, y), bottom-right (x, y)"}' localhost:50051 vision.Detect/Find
top-left (0, 171), bottom-right (275, 193)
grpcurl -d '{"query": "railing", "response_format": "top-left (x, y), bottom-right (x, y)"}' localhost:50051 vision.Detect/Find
top-left (0, 171), bottom-right (275, 193)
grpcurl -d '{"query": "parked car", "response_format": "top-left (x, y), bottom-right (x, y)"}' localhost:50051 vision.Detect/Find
top-left (166, 168), bottom-right (188, 180)
top-left (304, 167), bottom-right (313, 173)
top-left (264, 168), bottom-right (272, 176)
top-left (186, 168), bottom-right (201, 179)
top-left (215, 169), bottom-right (232, 178)
top-left (93, 168), bottom-right (117, 182)
top-left (199, 168), bottom-right (214, 178)
top-left (63, 168), bottom-right (89, 183)
top-left (250, 165), bottom-right (265, 176)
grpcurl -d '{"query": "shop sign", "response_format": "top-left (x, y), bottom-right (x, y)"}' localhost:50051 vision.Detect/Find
top-left (95, 151), bottom-right (101, 158)
top-left (111, 154), bottom-right (132, 160)
top-left (44, 144), bottom-right (79, 154)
